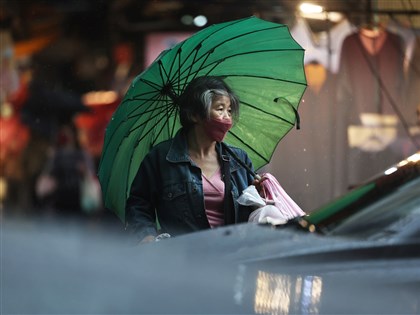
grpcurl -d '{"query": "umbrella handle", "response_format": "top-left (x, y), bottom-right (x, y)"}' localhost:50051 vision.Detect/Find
top-left (274, 97), bottom-right (300, 130)
top-left (220, 142), bottom-right (260, 180)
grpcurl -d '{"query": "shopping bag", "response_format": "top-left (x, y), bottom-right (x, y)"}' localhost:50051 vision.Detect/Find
top-left (237, 173), bottom-right (305, 225)
top-left (259, 173), bottom-right (306, 220)
top-left (237, 185), bottom-right (288, 225)
top-left (80, 174), bottom-right (103, 213)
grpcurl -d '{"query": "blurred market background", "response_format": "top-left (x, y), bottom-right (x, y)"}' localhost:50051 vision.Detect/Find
top-left (1, 0), bottom-right (419, 230)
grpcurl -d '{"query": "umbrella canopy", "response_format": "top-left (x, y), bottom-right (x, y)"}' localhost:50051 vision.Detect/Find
top-left (98, 16), bottom-right (307, 221)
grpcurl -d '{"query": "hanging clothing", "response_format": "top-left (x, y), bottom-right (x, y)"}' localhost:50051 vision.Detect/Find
top-left (404, 37), bottom-right (420, 126)
top-left (392, 36), bottom-right (420, 157)
top-left (334, 29), bottom-right (406, 195)
top-left (386, 19), bottom-right (417, 75)
top-left (290, 17), bottom-right (355, 73)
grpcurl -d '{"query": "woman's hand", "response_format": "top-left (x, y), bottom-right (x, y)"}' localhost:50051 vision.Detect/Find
top-left (139, 233), bottom-right (172, 244)
top-left (252, 175), bottom-right (268, 193)
top-left (140, 235), bottom-right (156, 244)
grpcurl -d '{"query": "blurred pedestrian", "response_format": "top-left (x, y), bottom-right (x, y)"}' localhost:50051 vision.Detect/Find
top-left (36, 122), bottom-right (97, 218)
top-left (19, 58), bottom-right (89, 212)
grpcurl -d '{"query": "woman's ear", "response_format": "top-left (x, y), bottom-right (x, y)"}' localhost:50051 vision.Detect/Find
top-left (191, 114), bottom-right (200, 123)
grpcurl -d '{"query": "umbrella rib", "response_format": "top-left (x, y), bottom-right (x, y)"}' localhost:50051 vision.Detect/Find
top-left (240, 100), bottom-right (296, 126)
top-left (197, 17), bottom-right (287, 60)
top-left (228, 130), bottom-right (270, 164)
top-left (174, 26), bottom-right (291, 80)
top-left (170, 51), bottom-right (222, 86)
top-left (158, 44), bottom-right (216, 98)
top-left (129, 77), bottom-right (178, 106)
top-left (157, 47), bottom-right (197, 102)
top-left (149, 105), bottom-right (178, 146)
top-left (159, 19), bottom-right (272, 86)
top-left (200, 25), bottom-right (288, 58)
top-left (120, 87), bottom-right (163, 110)
top-left (168, 19), bottom-right (246, 81)
top-left (126, 97), bottom-right (175, 118)
top-left (158, 60), bottom-right (170, 89)
top-left (121, 100), bottom-right (170, 121)
top-left (161, 40), bottom-right (194, 94)
top-left (164, 44), bottom-right (196, 93)
top-left (128, 105), bottom-right (177, 149)
top-left (127, 106), bottom-right (176, 135)
top-left (174, 48), bottom-right (305, 87)
top-left (111, 91), bottom-right (176, 144)
top-left (124, 88), bottom-right (174, 117)
top-left (171, 44), bottom-right (212, 96)
top-left (241, 101), bottom-right (294, 122)
top-left (136, 77), bottom-right (166, 93)
top-left (176, 48), bottom-right (182, 94)
top-left (185, 45), bottom-right (219, 87)
top-left (144, 20), bottom-right (298, 97)
top-left (99, 113), bottom-right (154, 171)
top-left (231, 74), bottom-right (307, 86)
top-left (226, 73), bottom-right (307, 87)
top-left (125, 94), bottom-right (168, 106)
top-left (200, 55), bottom-right (225, 77)
top-left (101, 98), bottom-right (174, 162)
top-left (184, 47), bottom-right (198, 83)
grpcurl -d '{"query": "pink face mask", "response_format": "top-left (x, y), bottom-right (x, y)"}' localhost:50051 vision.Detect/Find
top-left (203, 117), bottom-right (232, 142)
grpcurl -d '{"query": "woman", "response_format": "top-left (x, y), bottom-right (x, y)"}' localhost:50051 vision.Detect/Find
top-left (126, 76), bottom-right (257, 243)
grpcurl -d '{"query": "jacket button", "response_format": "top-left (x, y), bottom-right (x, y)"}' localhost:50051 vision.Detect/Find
top-left (167, 192), bottom-right (173, 198)
top-left (192, 186), bottom-right (197, 192)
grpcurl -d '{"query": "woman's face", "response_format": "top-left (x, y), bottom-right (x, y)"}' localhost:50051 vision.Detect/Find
top-left (209, 95), bottom-right (232, 122)
top-left (195, 94), bottom-right (233, 142)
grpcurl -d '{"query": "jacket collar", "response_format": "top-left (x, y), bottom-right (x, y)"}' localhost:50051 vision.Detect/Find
top-left (166, 128), bottom-right (241, 172)
top-left (166, 128), bottom-right (190, 163)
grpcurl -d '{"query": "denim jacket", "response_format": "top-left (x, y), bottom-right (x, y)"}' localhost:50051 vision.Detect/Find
top-left (126, 128), bottom-right (255, 241)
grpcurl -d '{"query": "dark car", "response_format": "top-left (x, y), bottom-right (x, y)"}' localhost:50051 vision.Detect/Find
top-left (298, 151), bottom-right (420, 242)
top-left (3, 152), bottom-right (420, 314)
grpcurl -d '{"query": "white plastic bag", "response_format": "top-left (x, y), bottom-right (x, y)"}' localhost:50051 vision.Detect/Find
top-left (237, 185), bottom-right (288, 225)
top-left (248, 205), bottom-right (288, 225)
top-left (237, 173), bottom-right (305, 225)
top-left (237, 185), bottom-right (265, 208)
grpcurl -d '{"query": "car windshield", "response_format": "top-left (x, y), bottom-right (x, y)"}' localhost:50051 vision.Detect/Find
top-left (301, 153), bottom-right (420, 241)
top-left (327, 177), bottom-right (420, 240)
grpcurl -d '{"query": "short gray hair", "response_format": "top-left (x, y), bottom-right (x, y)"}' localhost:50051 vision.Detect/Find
top-left (178, 76), bottom-right (240, 129)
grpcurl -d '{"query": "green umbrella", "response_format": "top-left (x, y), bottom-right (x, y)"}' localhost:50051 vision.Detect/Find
top-left (98, 16), bottom-right (307, 222)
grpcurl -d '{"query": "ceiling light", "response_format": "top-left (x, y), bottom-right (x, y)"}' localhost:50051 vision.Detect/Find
top-left (193, 15), bottom-right (207, 27)
top-left (299, 3), bottom-right (343, 22)
top-left (299, 3), bottom-right (323, 14)
top-left (181, 14), bottom-right (193, 25)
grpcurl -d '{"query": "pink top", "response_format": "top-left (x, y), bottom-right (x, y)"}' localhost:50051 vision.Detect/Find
top-left (202, 168), bottom-right (225, 228)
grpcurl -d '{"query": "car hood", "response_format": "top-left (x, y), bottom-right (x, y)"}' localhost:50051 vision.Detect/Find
top-left (3, 218), bottom-right (420, 314)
